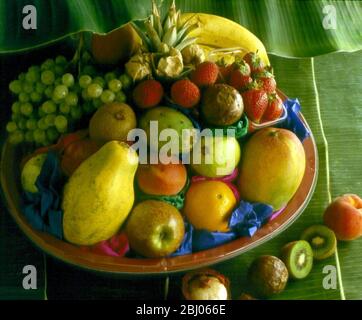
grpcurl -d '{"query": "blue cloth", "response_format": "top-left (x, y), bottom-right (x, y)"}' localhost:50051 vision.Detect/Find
top-left (280, 98), bottom-right (311, 142)
top-left (22, 152), bottom-right (65, 239)
top-left (174, 201), bottom-right (274, 254)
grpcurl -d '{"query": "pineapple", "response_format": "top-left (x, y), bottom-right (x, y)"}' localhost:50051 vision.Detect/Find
top-left (125, 0), bottom-right (203, 81)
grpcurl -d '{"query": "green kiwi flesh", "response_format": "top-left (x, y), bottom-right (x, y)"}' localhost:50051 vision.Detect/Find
top-left (281, 240), bottom-right (313, 279)
top-left (301, 225), bottom-right (337, 260)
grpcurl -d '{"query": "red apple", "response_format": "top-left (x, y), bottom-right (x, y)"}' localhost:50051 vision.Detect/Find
top-left (323, 194), bottom-right (362, 241)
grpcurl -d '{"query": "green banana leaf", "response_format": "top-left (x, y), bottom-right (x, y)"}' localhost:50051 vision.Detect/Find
top-left (0, 0), bottom-right (361, 56)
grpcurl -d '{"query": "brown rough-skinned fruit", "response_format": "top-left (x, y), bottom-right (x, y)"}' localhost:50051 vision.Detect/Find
top-left (91, 23), bottom-right (140, 65)
top-left (248, 255), bottom-right (289, 298)
top-left (201, 84), bottom-right (244, 126)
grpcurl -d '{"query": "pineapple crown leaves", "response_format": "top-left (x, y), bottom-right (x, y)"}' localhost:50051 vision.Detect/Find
top-left (131, 0), bottom-right (198, 54)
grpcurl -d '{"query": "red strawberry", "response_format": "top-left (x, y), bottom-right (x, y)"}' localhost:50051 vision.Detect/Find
top-left (218, 65), bottom-right (234, 83)
top-left (191, 61), bottom-right (219, 88)
top-left (255, 70), bottom-right (276, 93)
top-left (243, 51), bottom-right (264, 74)
top-left (262, 93), bottom-right (283, 122)
top-left (171, 79), bottom-right (200, 108)
top-left (133, 79), bottom-right (164, 109)
top-left (228, 59), bottom-right (252, 91)
top-left (242, 81), bottom-right (268, 123)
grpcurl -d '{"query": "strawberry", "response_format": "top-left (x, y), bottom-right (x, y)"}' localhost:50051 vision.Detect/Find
top-left (243, 51), bottom-right (264, 74)
top-left (228, 59), bottom-right (252, 91)
top-left (191, 61), bottom-right (219, 88)
top-left (133, 79), bottom-right (164, 109)
top-left (171, 79), bottom-right (201, 108)
top-left (262, 93), bottom-right (284, 122)
top-left (242, 81), bottom-right (268, 123)
top-left (254, 70), bottom-right (276, 93)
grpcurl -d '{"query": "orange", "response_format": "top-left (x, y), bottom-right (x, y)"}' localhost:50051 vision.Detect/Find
top-left (183, 180), bottom-right (237, 232)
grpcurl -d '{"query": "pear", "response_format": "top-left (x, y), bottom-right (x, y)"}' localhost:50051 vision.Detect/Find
top-left (238, 128), bottom-right (306, 211)
top-left (62, 141), bottom-right (138, 245)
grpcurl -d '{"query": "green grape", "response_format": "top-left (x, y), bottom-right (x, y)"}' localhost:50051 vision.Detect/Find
top-left (54, 65), bottom-right (64, 77)
top-left (33, 129), bottom-right (46, 144)
top-left (20, 102), bottom-right (33, 117)
top-left (93, 77), bottom-right (105, 88)
top-left (25, 68), bottom-right (40, 83)
top-left (12, 113), bottom-right (22, 122)
top-left (22, 82), bottom-right (34, 94)
top-left (41, 70), bottom-right (55, 85)
top-left (55, 55), bottom-right (67, 65)
top-left (19, 92), bottom-right (30, 103)
top-left (59, 102), bottom-right (71, 114)
top-left (54, 115), bottom-right (68, 133)
top-left (54, 78), bottom-right (62, 86)
top-left (92, 98), bottom-right (103, 109)
top-left (108, 79), bottom-right (122, 93)
top-left (18, 118), bottom-right (27, 130)
top-left (30, 92), bottom-right (42, 103)
top-left (105, 72), bottom-right (117, 82)
top-left (115, 91), bottom-right (127, 103)
top-left (28, 65), bottom-right (41, 74)
top-left (79, 75), bottom-right (92, 89)
top-left (101, 90), bottom-right (115, 104)
top-left (87, 83), bottom-right (103, 98)
top-left (53, 85), bottom-right (68, 100)
top-left (6, 122), bottom-right (18, 133)
top-left (41, 100), bottom-right (57, 114)
top-left (81, 89), bottom-right (90, 101)
top-left (46, 127), bottom-right (59, 142)
top-left (82, 102), bottom-right (94, 114)
top-left (65, 92), bottom-right (78, 106)
top-left (119, 74), bottom-right (132, 90)
top-left (81, 51), bottom-right (91, 63)
top-left (35, 82), bottom-right (46, 94)
top-left (82, 65), bottom-right (97, 77)
top-left (9, 80), bottom-right (23, 94)
top-left (11, 102), bottom-right (21, 114)
top-left (41, 70), bottom-right (55, 86)
top-left (44, 114), bottom-right (56, 126)
top-left (9, 130), bottom-right (24, 144)
top-left (26, 118), bottom-right (37, 130)
top-left (44, 86), bottom-right (54, 99)
top-left (25, 131), bottom-right (34, 143)
top-left (37, 118), bottom-right (49, 130)
top-left (18, 73), bottom-right (26, 81)
top-left (62, 73), bottom-right (74, 87)
top-left (38, 108), bottom-right (46, 117)
top-left (70, 106), bottom-right (82, 120)
top-left (41, 58), bottom-right (55, 70)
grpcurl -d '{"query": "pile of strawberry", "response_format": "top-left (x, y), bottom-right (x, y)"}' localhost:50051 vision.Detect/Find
top-left (130, 51), bottom-right (283, 124)
top-left (219, 52), bottom-right (283, 123)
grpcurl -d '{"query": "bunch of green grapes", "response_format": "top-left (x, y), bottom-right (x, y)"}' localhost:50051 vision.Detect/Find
top-left (6, 53), bottom-right (133, 146)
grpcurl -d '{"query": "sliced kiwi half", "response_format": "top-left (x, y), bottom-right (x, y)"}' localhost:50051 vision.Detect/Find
top-left (281, 240), bottom-right (313, 279)
top-left (301, 225), bottom-right (337, 260)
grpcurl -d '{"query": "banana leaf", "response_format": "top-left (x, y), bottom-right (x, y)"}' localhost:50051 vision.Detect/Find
top-left (0, 0), bottom-right (361, 56)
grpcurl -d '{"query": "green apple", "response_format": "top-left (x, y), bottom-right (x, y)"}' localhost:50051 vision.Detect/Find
top-left (21, 153), bottom-right (47, 193)
top-left (191, 136), bottom-right (241, 177)
top-left (139, 106), bottom-right (195, 157)
top-left (125, 200), bottom-right (185, 258)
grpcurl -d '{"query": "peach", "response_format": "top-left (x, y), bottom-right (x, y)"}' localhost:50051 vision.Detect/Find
top-left (323, 194), bottom-right (362, 241)
top-left (136, 162), bottom-right (187, 196)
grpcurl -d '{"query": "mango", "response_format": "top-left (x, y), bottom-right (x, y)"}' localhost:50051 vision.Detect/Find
top-left (62, 141), bottom-right (138, 245)
top-left (238, 128), bottom-right (306, 211)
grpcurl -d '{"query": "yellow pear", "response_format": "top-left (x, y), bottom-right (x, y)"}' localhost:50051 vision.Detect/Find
top-left (62, 141), bottom-right (138, 245)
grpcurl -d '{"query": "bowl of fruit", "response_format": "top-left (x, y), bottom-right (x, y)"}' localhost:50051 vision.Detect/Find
top-left (0, 1), bottom-right (318, 275)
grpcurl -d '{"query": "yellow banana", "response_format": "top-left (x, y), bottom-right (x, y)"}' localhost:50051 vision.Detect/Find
top-left (180, 13), bottom-right (270, 66)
